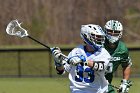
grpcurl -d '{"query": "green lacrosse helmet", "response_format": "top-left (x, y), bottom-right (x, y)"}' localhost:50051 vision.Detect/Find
top-left (104, 20), bottom-right (123, 43)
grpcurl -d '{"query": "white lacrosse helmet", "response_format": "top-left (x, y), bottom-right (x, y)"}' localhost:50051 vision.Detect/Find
top-left (80, 24), bottom-right (105, 49)
top-left (104, 20), bottom-right (123, 43)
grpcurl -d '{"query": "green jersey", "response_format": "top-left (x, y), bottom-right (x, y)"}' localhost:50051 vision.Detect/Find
top-left (104, 40), bottom-right (131, 83)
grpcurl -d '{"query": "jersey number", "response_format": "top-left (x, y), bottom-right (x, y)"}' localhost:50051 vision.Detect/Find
top-left (75, 65), bottom-right (95, 83)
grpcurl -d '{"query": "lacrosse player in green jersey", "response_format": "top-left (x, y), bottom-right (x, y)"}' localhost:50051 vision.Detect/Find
top-left (104, 20), bottom-right (132, 93)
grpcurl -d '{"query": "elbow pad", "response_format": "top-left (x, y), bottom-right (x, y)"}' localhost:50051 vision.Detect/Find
top-left (93, 61), bottom-right (105, 71)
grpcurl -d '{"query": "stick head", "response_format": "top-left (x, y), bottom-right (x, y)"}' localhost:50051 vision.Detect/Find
top-left (6, 19), bottom-right (29, 37)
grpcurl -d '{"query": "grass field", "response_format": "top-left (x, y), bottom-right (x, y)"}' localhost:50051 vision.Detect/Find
top-left (0, 77), bottom-right (139, 93)
top-left (0, 46), bottom-right (139, 93)
top-left (0, 77), bottom-right (69, 93)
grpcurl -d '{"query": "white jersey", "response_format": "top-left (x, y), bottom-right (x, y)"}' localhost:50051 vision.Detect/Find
top-left (64, 45), bottom-right (111, 93)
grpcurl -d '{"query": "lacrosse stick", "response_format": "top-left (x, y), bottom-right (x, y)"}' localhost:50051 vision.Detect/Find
top-left (111, 84), bottom-right (120, 90)
top-left (6, 19), bottom-right (51, 50)
top-left (110, 84), bottom-right (122, 93)
top-left (110, 84), bottom-right (132, 93)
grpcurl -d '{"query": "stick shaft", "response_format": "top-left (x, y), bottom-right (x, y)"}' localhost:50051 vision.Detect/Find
top-left (27, 36), bottom-right (51, 50)
top-left (111, 84), bottom-right (119, 89)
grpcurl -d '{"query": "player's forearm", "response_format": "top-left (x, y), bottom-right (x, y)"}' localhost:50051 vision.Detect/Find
top-left (123, 66), bottom-right (131, 80)
top-left (56, 66), bottom-right (65, 75)
top-left (86, 60), bottom-right (94, 67)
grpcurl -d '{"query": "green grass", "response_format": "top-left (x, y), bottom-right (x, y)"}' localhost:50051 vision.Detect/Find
top-left (0, 77), bottom-right (139, 93)
top-left (0, 78), bottom-right (69, 93)
top-left (0, 46), bottom-right (139, 93)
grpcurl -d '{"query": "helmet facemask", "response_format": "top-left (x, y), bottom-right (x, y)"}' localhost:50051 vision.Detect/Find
top-left (105, 28), bottom-right (122, 43)
top-left (90, 33), bottom-right (105, 46)
top-left (104, 20), bottom-right (123, 43)
top-left (80, 24), bottom-right (105, 50)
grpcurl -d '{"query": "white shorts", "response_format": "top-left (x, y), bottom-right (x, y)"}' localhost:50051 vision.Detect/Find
top-left (70, 85), bottom-right (108, 93)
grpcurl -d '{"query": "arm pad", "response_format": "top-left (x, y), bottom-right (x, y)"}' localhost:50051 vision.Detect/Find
top-left (92, 61), bottom-right (105, 71)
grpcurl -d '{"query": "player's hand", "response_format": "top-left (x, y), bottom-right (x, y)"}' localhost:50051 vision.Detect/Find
top-left (68, 55), bottom-right (86, 66)
top-left (51, 47), bottom-right (67, 67)
top-left (118, 79), bottom-right (132, 93)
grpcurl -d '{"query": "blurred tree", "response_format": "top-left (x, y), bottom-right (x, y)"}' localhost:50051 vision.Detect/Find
top-left (0, 0), bottom-right (139, 46)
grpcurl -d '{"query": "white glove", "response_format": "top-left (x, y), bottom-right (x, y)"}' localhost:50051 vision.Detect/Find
top-left (119, 79), bottom-right (132, 93)
top-left (51, 47), bottom-right (67, 67)
top-left (68, 55), bottom-right (86, 66)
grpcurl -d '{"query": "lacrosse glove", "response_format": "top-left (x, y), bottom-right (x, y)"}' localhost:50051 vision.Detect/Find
top-left (68, 54), bottom-right (86, 66)
top-left (118, 79), bottom-right (132, 93)
top-left (51, 47), bottom-right (67, 67)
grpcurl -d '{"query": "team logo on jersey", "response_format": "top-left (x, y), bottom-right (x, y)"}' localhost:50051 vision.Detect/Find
top-left (110, 57), bottom-right (121, 61)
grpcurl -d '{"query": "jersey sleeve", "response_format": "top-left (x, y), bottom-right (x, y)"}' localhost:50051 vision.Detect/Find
top-left (90, 48), bottom-right (111, 71)
top-left (63, 47), bottom-right (79, 72)
top-left (64, 45), bottom-right (86, 72)
top-left (121, 52), bottom-right (132, 67)
top-left (101, 48), bottom-right (111, 69)
top-left (119, 42), bottom-right (132, 67)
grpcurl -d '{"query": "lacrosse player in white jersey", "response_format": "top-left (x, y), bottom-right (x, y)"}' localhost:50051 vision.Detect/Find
top-left (51, 24), bottom-right (111, 93)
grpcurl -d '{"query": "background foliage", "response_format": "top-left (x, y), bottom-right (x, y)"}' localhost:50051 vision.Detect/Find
top-left (0, 0), bottom-right (140, 46)
top-left (0, 1), bottom-right (139, 93)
